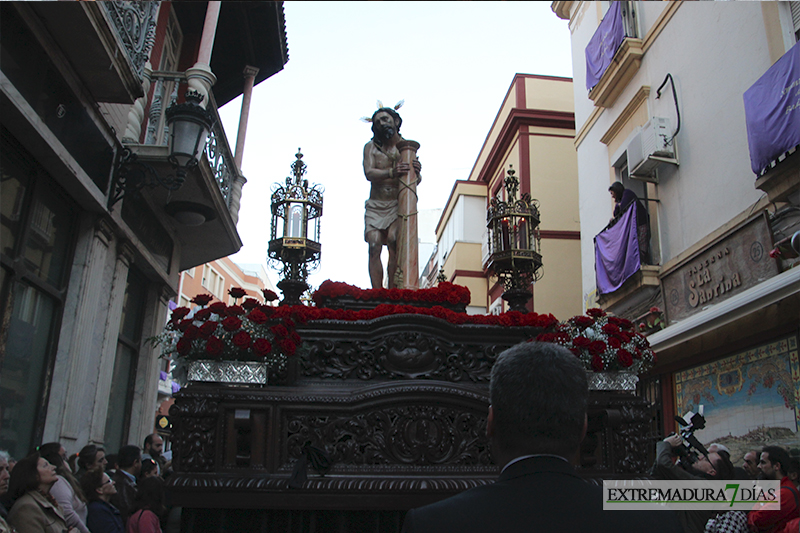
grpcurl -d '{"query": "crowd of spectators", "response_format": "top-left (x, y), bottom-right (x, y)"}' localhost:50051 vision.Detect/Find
top-left (0, 434), bottom-right (171, 533)
top-left (653, 436), bottom-right (799, 533)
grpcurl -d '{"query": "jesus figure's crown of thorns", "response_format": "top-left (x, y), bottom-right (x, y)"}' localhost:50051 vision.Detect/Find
top-left (360, 100), bottom-right (404, 123)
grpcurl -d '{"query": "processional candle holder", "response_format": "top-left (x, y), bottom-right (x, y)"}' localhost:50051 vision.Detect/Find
top-left (486, 166), bottom-right (543, 313)
top-left (268, 149), bottom-right (324, 306)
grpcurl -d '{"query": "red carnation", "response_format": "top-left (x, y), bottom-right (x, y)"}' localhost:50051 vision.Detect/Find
top-left (176, 337), bottom-right (192, 355)
top-left (209, 302), bottom-right (227, 315)
top-left (608, 337), bottom-right (622, 349)
top-left (536, 332), bottom-right (557, 343)
top-left (279, 338), bottom-right (297, 356)
top-left (221, 316), bottom-right (242, 332)
top-left (270, 324), bottom-right (289, 338)
top-left (290, 331), bottom-right (301, 344)
top-left (183, 325), bottom-right (200, 340)
top-left (572, 316), bottom-right (595, 328)
top-left (586, 308), bottom-right (606, 318)
top-left (228, 287), bottom-right (247, 299)
top-left (591, 354), bottom-right (605, 371)
top-left (191, 294), bottom-right (213, 306)
top-left (588, 340), bottom-right (606, 355)
top-left (232, 331), bottom-right (252, 350)
top-left (573, 336), bottom-right (591, 348)
top-left (602, 323), bottom-right (621, 335)
top-left (195, 308), bottom-right (212, 321)
top-left (176, 319), bottom-right (193, 332)
top-left (242, 298), bottom-right (259, 310)
top-left (253, 338), bottom-right (272, 356)
top-left (617, 332), bottom-right (632, 343)
top-left (171, 307), bottom-right (191, 321)
top-left (205, 336), bottom-right (224, 357)
top-left (228, 304), bottom-right (245, 316)
top-left (262, 289), bottom-right (278, 302)
top-left (248, 309), bottom-right (268, 324)
top-left (199, 321), bottom-right (218, 338)
top-left (617, 349), bottom-right (634, 367)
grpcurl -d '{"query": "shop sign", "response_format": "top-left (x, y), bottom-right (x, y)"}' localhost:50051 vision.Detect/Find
top-left (662, 214), bottom-right (779, 322)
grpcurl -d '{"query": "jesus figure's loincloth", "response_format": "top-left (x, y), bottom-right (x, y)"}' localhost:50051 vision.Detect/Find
top-left (364, 199), bottom-right (398, 241)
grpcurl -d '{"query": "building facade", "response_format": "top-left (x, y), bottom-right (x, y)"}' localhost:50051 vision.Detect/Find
top-left (0, 1), bottom-right (288, 459)
top-left (176, 259), bottom-right (276, 309)
top-left (552, 1), bottom-right (800, 454)
top-left (428, 74), bottom-right (583, 319)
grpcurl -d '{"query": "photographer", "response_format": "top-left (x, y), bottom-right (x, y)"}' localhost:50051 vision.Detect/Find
top-left (652, 434), bottom-right (735, 533)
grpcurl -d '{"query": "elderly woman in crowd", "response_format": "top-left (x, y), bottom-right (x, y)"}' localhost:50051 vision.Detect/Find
top-left (7, 451), bottom-right (76, 533)
top-left (81, 469), bottom-right (124, 533)
top-left (39, 442), bottom-right (90, 533)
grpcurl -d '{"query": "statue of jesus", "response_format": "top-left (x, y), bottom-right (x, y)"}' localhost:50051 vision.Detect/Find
top-left (362, 106), bottom-right (421, 289)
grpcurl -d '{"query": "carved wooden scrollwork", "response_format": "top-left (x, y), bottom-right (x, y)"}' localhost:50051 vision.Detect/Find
top-left (286, 405), bottom-right (492, 468)
top-left (302, 334), bottom-right (506, 382)
top-left (611, 400), bottom-right (653, 474)
top-left (170, 396), bottom-right (219, 472)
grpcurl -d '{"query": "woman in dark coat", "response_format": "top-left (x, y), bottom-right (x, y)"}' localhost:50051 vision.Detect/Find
top-left (81, 469), bottom-right (124, 533)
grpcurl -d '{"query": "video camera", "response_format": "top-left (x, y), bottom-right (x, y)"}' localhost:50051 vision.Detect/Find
top-left (670, 407), bottom-right (710, 465)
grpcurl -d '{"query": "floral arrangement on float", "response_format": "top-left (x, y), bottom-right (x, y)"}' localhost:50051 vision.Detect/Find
top-left (156, 281), bottom-right (561, 385)
top-left (312, 280), bottom-right (471, 310)
top-left (153, 287), bottom-right (301, 385)
top-left (534, 307), bottom-right (656, 390)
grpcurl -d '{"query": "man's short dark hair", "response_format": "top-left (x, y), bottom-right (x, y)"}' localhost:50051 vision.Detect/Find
top-left (144, 434), bottom-right (155, 448)
top-left (118, 445), bottom-right (141, 469)
top-left (762, 446), bottom-right (792, 477)
top-left (371, 107), bottom-right (402, 145)
top-left (490, 341), bottom-right (588, 456)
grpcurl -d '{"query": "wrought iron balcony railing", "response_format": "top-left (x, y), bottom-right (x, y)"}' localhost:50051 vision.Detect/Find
top-left (142, 71), bottom-right (237, 207)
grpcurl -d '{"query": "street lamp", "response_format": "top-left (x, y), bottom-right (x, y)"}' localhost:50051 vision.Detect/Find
top-left (269, 149), bottom-right (323, 306)
top-left (109, 90), bottom-right (215, 209)
top-left (486, 165), bottom-right (543, 312)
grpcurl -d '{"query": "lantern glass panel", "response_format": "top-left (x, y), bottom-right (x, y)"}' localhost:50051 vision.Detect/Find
top-left (287, 203), bottom-right (305, 238)
top-left (169, 116), bottom-right (208, 168)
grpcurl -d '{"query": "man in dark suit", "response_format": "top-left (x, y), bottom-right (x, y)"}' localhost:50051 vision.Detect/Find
top-left (401, 341), bottom-right (681, 533)
top-left (111, 444), bottom-right (141, 523)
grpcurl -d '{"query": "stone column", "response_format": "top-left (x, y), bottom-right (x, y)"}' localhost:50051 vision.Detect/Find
top-left (60, 220), bottom-right (114, 441)
top-left (396, 140), bottom-right (421, 290)
top-left (122, 61), bottom-right (152, 143)
top-left (89, 243), bottom-right (135, 444)
top-left (185, 1), bottom-right (221, 107)
top-left (233, 66), bottom-right (259, 170)
top-left (126, 286), bottom-right (170, 447)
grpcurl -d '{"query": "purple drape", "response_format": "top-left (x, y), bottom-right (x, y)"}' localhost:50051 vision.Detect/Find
top-left (585, 1), bottom-right (625, 91)
top-left (595, 202), bottom-right (641, 294)
top-left (744, 41), bottom-right (800, 174)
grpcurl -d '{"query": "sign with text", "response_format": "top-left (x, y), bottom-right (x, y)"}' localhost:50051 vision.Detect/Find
top-left (603, 480), bottom-right (780, 511)
top-left (662, 214), bottom-right (779, 323)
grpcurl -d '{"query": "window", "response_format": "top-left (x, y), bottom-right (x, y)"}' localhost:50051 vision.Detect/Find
top-left (103, 267), bottom-right (148, 453)
top-left (185, 267), bottom-right (195, 278)
top-left (612, 155), bottom-right (656, 264)
top-left (0, 131), bottom-right (78, 458)
top-left (791, 2), bottom-right (800, 41)
top-left (200, 265), bottom-right (224, 298)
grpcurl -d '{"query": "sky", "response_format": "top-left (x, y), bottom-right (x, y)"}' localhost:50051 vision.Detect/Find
top-left (218, 1), bottom-right (573, 291)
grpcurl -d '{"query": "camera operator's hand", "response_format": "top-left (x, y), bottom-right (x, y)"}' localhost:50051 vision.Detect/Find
top-left (663, 434), bottom-right (683, 448)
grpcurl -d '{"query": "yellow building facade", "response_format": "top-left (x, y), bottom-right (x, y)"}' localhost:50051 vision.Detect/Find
top-left (428, 74), bottom-right (582, 320)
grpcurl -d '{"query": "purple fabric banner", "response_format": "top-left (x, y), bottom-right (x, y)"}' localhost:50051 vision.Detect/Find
top-left (744, 41), bottom-right (800, 174)
top-left (595, 202), bottom-right (641, 294)
top-left (585, 1), bottom-right (625, 91)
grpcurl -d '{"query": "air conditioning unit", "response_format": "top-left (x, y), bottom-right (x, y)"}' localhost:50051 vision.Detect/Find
top-left (626, 117), bottom-right (677, 182)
